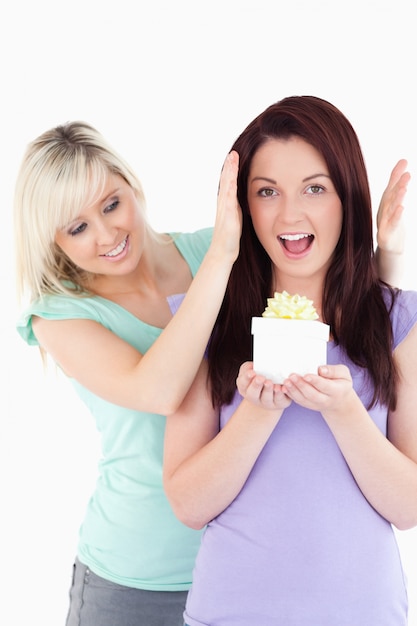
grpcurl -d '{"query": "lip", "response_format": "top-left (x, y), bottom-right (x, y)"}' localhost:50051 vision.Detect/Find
top-left (278, 233), bottom-right (314, 259)
top-left (101, 235), bottom-right (129, 261)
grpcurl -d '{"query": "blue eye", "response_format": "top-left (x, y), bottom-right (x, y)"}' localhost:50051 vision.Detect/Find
top-left (105, 199), bottom-right (119, 213)
top-left (70, 222), bottom-right (87, 236)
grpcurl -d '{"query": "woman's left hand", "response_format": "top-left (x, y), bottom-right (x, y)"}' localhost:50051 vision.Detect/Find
top-left (281, 364), bottom-right (354, 416)
top-left (376, 159), bottom-right (410, 255)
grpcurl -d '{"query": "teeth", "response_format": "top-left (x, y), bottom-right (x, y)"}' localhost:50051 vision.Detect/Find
top-left (280, 233), bottom-right (311, 241)
top-left (105, 237), bottom-right (127, 257)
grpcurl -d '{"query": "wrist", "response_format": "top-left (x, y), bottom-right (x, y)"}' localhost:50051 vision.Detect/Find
top-left (204, 245), bottom-right (237, 269)
top-left (321, 390), bottom-right (363, 424)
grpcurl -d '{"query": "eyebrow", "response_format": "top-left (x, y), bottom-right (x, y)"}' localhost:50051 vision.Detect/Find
top-left (302, 173), bottom-right (331, 182)
top-left (84, 185), bottom-right (122, 214)
top-left (98, 186), bottom-right (121, 203)
top-left (250, 173), bottom-right (331, 184)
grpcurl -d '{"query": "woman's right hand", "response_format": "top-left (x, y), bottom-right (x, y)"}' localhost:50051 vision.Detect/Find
top-left (210, 151), bottom-right (242, 263)
top-left (236, 361), bottom-right (292, 411)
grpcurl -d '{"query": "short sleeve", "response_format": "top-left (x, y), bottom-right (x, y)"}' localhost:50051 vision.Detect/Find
top-left (16, 295), bottom-right (115, 347)
top-left (389, 289), bottom-right (417, 350)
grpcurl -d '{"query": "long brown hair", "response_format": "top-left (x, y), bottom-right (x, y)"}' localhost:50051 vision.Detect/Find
top-left (208, 96), bottom-right (398, 410)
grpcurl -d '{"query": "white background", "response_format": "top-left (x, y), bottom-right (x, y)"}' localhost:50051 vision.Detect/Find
top-left (2, 1), bottom-right (417, 624)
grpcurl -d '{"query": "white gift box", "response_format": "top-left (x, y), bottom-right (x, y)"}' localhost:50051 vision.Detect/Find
top-left (251, 317), bottom-right (330, 384)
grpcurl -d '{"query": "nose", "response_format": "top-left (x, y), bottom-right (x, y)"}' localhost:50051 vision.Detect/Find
top-left (278, 194), bottom-right (303, 224)
top-left (94, 218), bottom-right (117, 246)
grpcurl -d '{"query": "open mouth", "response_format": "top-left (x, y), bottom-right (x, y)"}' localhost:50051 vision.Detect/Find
top-left (279, 233), bottom-right (314, 255)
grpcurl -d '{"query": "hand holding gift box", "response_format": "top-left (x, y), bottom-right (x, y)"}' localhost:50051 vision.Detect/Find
top-left (251, 291), bottom-right (330, 383)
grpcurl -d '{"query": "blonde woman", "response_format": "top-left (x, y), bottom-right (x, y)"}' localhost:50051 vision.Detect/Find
top-left (14, 121), bottom-right (240, 626)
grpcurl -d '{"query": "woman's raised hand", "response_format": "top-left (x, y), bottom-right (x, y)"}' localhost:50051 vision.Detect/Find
top-left (210, 151), bottom-right (242, 262)
top-left (376, 159), bottom-right (410, 255)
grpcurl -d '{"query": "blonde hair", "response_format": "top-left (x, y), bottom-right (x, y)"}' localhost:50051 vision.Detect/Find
top-left (14, 121), bottom-right (154, 304)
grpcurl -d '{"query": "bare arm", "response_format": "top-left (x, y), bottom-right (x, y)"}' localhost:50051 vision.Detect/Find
top-left (375, 159), bottom-right (410, 286)
top-left (32, 152), bottom-right (241, 415)
top-left (274, 324), bottom-right (417, 530)
top-left (163, 361), bottom-right (289, 529)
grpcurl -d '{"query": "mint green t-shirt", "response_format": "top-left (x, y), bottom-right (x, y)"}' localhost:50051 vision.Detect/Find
top-left (16, 228), bottom-right (212, 590)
